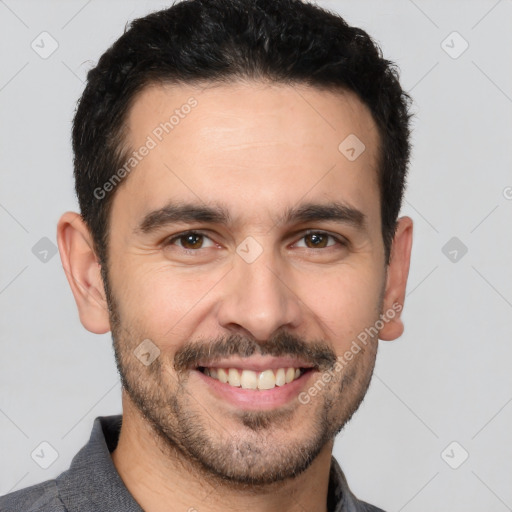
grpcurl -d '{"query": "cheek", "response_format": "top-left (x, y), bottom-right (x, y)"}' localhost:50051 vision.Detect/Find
top-left (297, 265), bottom-right (383, 345)
top-left (113, 262), bottom-right (225, 338)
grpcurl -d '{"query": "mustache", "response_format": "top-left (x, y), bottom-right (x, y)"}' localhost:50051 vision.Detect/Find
top-left (173, 331), bottom-right (337, 372)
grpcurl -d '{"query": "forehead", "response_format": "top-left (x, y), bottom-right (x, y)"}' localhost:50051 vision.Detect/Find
top-left (113, 81), bottom-right (381, 235)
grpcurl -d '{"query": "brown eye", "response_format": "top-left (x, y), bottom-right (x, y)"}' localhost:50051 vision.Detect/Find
top-left (166, 231), bottom-right (215, 250)
top-left (180, 233), bottom-right (203, 249)
top-left (304, 233), bottom-right (329, 248)
top-left (296, 231), bottom-right (342, 249)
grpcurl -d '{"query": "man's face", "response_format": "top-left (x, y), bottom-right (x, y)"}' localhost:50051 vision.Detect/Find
top-left (105, 82), bottom-right (386, 484)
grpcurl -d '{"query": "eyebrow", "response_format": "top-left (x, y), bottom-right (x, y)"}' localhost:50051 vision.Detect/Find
top-left (135, 200), bottom-right (367, 235)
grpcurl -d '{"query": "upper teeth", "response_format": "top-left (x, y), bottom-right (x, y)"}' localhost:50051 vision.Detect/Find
top-left (203, 367), bottom-right (302, 390)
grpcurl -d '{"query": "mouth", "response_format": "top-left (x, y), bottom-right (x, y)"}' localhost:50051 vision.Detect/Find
top-left (191, 357), bottom-right (317, 410)
top-left (197, 366), bottom-right (312, 390)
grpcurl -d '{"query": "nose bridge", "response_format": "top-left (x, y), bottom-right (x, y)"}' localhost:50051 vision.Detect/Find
top-left (216, 243), bottom-right (301, 340)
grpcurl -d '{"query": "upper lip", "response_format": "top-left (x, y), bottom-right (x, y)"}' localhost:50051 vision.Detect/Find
top-left (195, 356), bottom-right (316, 372)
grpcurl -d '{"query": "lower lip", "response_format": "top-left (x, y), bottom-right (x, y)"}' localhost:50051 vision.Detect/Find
top-left (193, 369), bottom-right (315, 411)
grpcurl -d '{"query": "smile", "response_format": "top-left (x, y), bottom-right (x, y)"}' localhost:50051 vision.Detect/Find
top-left (198, 367), bottom-right (310, 390)
top-left (192, 356), bottom-right (317, 410)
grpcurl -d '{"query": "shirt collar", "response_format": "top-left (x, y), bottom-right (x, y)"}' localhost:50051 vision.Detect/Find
top-left (56, 414), bottom-right (370, 512)
top-left (56, 415), bottom-right (143, 511)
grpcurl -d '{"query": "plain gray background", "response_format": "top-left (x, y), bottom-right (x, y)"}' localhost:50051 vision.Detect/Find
top-left (1, 0), bottom-right (511, 510)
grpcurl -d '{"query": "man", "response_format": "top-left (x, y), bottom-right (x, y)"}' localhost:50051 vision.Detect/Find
top-left (0, 0), bottom-right (413, 510)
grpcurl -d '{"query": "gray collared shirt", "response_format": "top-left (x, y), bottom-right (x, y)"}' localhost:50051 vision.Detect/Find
top-left (0, 415), bottom-right (385, 512)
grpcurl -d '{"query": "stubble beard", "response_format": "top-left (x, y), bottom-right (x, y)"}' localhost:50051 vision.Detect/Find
top-left (103, 267), bottom-right (379, 488)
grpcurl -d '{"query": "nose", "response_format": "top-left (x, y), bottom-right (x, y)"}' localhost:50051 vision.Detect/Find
top-left (215, 247), bottom-right (302, 342)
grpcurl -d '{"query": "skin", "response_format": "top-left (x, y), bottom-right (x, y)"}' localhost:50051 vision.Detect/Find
top-left (57, 81), bottom-right (413, 512)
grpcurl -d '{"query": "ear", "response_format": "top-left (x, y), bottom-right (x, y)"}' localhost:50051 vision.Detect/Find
top-left (378, 216), bottom-right (413, 341)
top-left (56, 212), bottom-right (111, 334)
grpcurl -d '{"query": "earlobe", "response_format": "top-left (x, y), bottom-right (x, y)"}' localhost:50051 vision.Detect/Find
top-left (56, 211), bottom-right (111, 334)
top-left (378, 216), bottom-right (413, 342)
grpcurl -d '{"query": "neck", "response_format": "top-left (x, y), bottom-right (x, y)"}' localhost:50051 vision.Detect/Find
top-left (111, 392), bottom-right (333, 512)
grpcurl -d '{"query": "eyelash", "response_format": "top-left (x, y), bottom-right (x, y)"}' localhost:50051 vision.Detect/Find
top-left (164, 230), bottom-right (347, 252)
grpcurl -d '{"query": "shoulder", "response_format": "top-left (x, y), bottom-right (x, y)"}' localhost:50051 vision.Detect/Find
top-left (357, 500), bottom-right (387, 512)
top-left (329, 456), bottom-right (387, 512)
top-left (0, 479), bottom-right (66, 512)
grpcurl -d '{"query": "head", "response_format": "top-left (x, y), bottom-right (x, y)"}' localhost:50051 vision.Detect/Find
top-left (58, 0), bottom-right (413, 487)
